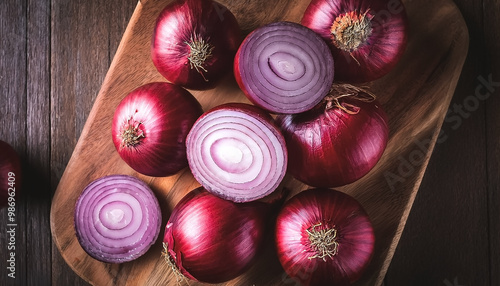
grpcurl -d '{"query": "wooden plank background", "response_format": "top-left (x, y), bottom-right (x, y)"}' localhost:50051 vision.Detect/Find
top-left (0, 0), bottom-right (496, 285)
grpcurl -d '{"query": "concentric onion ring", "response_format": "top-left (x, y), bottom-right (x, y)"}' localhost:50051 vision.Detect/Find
top-left (186, 103), bottom-right (288, 202)
top-left (74, 175), bottom-right (162, 263)
top-left (234, 21), bottom-right (335, 114)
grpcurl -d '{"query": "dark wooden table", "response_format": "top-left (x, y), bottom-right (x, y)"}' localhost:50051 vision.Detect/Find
top-left (0, 0), bottom-right (497, 285)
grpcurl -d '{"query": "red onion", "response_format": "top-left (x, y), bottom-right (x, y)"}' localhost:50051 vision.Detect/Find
top-left (112, 82), bottom-right (203, 177)
top-left (151, 0), bottom-right (241, 90)
top-left (0, 140), bottom-right (21, 208)
top-left (162, 187), bottom-right (269, 283)
top-left (276, 188), bottom-right (374, 286)
top-left (74, 175), bottom-right (162, 263)
top-left (277, 84), bottom-right (388, 187)
top-left (301, 0), bottom-right (408, 83)
top-left (234, 21), bottom-right (335, 114)
top-left (186, 103), bottom-right (287, 202)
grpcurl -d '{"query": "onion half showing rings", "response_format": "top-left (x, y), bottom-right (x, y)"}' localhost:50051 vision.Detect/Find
top-left (186, 103), bottom-right (288, 202)
top-left (74, 175), bottom-right (162, 263)
top-left (234, 21), bottom-right (335, 114)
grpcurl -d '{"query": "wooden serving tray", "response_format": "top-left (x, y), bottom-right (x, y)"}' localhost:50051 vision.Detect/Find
top-left (50, 0), bottom-right (469, 285)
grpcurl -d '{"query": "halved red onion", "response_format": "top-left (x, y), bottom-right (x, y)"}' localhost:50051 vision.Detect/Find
top-left (234, 21), bottom-right (335, 114)
top-left (276, 188), bottom-right (375, 285)
top-left (186, 103), bottom-right (287, 202)
top-left (74, 175), bottom-right (162, 263)
top-left (302, 0), bottom-right (408, 83)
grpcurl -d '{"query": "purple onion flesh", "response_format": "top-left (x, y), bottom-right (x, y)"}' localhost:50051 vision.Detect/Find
top-left (74, 175), bottom-right (162, 263)
top-left (186, 103), bottom-right (288, 202)
top-left (234, 21), bottom-right (335, 114)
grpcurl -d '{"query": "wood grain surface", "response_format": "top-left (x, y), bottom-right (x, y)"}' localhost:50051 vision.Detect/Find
top-left (46, 0), bottom-right (468, 285)
top-left (5, 0), bottom-right (500, 285)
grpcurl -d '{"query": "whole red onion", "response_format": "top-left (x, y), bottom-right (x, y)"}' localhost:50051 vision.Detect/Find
top-left (162, 187), bottom-right (269, 283)
top-left (0, 140), bottom-right (21, 208)
top-left (277, 84), bottom-right (389, 187)
top-left (302, 0), bottom-right (408, 83)
top-left (275, 188), bottom-right (375, 286)
top-left (112, 82), bottom-right (203, 177)
top-left (152, 0), bottom-right (242, 90)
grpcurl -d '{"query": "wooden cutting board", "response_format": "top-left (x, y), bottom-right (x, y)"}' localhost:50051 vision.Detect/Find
top-left (50, 0), bottom-right (469, 285)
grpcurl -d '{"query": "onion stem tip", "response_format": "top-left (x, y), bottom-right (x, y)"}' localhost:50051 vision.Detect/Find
top-left (306, 222), bottom-right (339, 261)
top-left (162, 242), bottom-right (189, 285)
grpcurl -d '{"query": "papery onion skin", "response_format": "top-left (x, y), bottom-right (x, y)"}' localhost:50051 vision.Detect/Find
top-left (301, 0), bottom-right (408, 83)
top-left (163, 187), bottom-right (268, 283)
top-left (234, 21), bottom-right (335, 114)
top-left (152, 0), bottom-right (242, 90)
top-left (112, 82), bottom-right (203, 177)
top-left (74, 175), bottom-right (162, 263)
top-left (275, 188), bottom-right (375, 286)
top-left (186, 103), bottom-right (288, 202)
top-left (277, 90), bottom-right (388, 187)
top-left (0, 140), bottom-right (22, 208)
